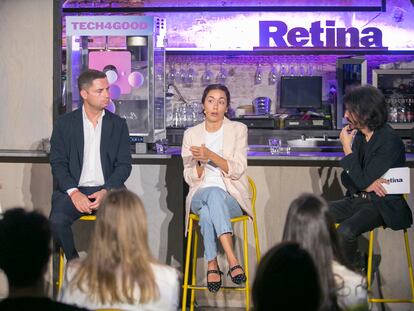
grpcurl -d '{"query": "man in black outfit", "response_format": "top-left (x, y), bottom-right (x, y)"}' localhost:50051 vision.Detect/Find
top-left (0, 208), bottom-right (88, 310)
top-left (329, 85), bottom-right (413, 267)
top-left (49, 69), bottom-right (132, 260)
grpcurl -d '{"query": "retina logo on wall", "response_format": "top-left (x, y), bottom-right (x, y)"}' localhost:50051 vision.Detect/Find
top-left (259, 20), bottom-right (385, 49)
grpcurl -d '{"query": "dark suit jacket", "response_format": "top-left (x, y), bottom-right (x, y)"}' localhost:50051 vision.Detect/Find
top-left (340, 124), bottom-right (412, 230)
top-left (50, 108), bottom-right (132, 195)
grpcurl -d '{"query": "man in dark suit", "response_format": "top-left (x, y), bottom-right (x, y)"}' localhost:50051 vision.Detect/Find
top-left (329, 85), bottom-right (412, 267)
top-left (49, 69), bottom-right (132, 260)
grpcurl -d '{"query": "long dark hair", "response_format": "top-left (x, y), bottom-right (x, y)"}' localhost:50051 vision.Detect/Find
top-left (252, 242), bottom-right (321, 311)
top-left (201, 84), bottom-right (231, 107)
top-left (344, 85), bottom-right (388, 131)
top-left (283, 193), bottom-right (345, 311)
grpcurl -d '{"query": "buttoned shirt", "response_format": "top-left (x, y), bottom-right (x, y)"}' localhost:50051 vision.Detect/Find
top-left (67, 106), bottom-right (105, 195)
top-left (78, 106), bottom-right (105, 187)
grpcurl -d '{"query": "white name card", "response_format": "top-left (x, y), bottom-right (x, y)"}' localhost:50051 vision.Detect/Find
top-left (381, 167), bottom-right (411, 194)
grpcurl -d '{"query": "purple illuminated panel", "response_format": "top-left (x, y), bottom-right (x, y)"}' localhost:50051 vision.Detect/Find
top-left (159, 1), bottom-right (414, 51)
top-left (62, 0), bottom-right (414, 50)
top-left (63, 0), bottom-right (383, 9)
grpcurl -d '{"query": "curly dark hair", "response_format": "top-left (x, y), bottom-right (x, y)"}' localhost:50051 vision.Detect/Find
top-left (344, 85), bottom-right (388, 131)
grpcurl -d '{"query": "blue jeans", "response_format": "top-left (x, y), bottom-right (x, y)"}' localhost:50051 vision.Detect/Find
top-left (191, 187), bottom-right (243, 261)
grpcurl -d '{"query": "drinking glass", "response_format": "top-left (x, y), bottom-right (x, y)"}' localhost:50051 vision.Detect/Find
top-left (268, 137), bottom-right (281, 155)
top-left (155, 138), bottom-right (169, 154)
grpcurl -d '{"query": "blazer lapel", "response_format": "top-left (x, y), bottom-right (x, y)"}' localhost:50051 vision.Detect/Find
top-left (364, 126), bottom-right (383, 163)
top-left (73, 108), bottom-right (84, 169)
top-left (222, 118), bottom-right (233, 157)
top-left (192, 121), bottom-right (206, 146)
top-left (101, 112), bottom-right (113, 177)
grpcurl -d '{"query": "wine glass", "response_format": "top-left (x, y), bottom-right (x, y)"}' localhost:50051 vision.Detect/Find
top-left (167, 63), bottom-right (177, 85)
top-left (201, 63), bottom-right (213, 86)
top-left (254, 63), bottom-right (263, 85)
top-left (308, 63), bottom-right (314, 76)
top-left (268, 63), bottom-right (278, 85)
top-left (280, 63), bottom-right (288, 76)
top-left (289, 63), bottom-right (296, 76)
top-left (216, 63), bottom-right (228, 84)
top-left (185, 63), bottom-right (196, 88)
top-left (179, 63), bottom-right (187, 85)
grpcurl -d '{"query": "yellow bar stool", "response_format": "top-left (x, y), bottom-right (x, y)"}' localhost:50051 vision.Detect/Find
top-left (181, 176), bottom-right (261, 311)
top-left (366, 226), bottom-right (414, 303)
top-left (57, 214), bottom-right (96, 292)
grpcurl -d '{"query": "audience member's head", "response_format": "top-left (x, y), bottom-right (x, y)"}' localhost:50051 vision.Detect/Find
top-left (71, 189), bottom-right (158, 305)
top-left (283, 193), bottom-right (343, 311)
top-left (0, 208), bottom-right (51, 289)
top-left (252, 242), bottom-right (321, 311)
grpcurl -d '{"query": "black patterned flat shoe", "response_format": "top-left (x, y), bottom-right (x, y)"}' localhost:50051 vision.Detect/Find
top-left (227, 264), bottom-right (246, 285)
top-left (207, 269), bottom-right (223, 293)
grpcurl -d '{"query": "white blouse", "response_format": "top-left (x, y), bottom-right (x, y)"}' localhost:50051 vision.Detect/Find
top-left (333, 261), bottom-right (368, 310)
top-left (200, 125), bottom-right (226, 191)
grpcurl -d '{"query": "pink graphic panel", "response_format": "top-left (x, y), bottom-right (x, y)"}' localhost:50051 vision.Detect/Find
top-left (89, 51), bottom-right (131, 94)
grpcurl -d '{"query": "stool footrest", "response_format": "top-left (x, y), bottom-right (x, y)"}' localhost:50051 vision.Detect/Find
top-left (369, 298), bottom-right (414, 303)
top-left (185, 285), bottom-right (247, 291)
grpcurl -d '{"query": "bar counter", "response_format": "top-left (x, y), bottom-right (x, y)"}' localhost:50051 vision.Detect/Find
top-left (1, 147), bottom-right (414, 166)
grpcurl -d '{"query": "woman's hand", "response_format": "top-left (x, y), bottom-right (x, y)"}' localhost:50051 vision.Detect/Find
top-left (190, 144), bottom-right (211, 164)
top-left (365, 178), bottom-right (389, 197)
top-left (339, 125), bottom-right (357, 155)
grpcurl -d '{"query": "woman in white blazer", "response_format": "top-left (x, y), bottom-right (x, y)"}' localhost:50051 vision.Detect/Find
top-left (181, 84), bottom-right (252, 293)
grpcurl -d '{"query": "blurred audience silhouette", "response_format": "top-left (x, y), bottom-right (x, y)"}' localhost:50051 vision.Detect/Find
top-left (252, 241), bottom-right (321, 311)
top-left (0, 208), bottom-right (87, 310)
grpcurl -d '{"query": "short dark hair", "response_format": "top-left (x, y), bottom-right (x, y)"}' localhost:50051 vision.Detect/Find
top-left (0, 208), bottom-right (51, 287)
top-left (344, 85), bottom-right (388, 130)
top-left (77, 69), bottom-right (107, 93)
top-left (252, 242), bottom-right (321, 311)
top-left (201, 84), bottom-right (231, 107)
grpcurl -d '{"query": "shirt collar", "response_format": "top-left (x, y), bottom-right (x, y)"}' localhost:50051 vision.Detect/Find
top-left (82, 105), bottom-right (105, 123)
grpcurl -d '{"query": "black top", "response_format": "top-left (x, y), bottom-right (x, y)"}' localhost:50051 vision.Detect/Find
top-left (340, 124), bottom-right (412, 230)
top-left (0, 297), bottom-right (89, 311)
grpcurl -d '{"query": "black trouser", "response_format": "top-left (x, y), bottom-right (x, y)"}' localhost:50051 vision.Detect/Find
top-left (49, 186), bottom-right (102, 260)
top-left (328, 196), bottom-right (384, 267)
